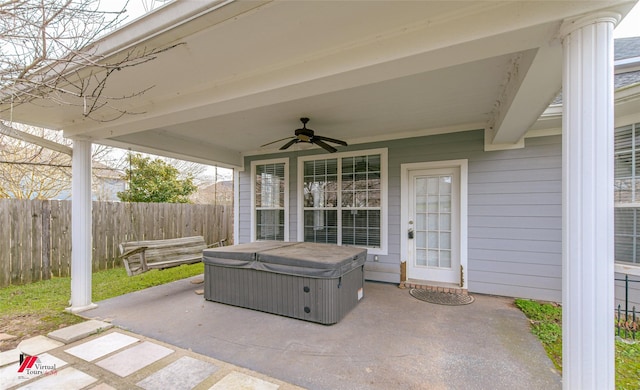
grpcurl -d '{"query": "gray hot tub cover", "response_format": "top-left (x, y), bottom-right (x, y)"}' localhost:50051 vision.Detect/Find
top-left (203, 242), bottom-right (366, 278)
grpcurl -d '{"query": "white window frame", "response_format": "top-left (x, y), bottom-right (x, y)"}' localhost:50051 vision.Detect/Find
top-left (297, 148), bottom-right (388, 255)
top-left (251, 158), bottom-right (289, 242)
top-left (614, 121), bottom-right (640, 273)
top-left (615, 203), bottom-right (640, 273)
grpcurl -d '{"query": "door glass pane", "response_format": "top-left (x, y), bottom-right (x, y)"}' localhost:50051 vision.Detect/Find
top-left (440, 195), bottom-right (451, 212)
top-left (440, 214), bottom-right (451, 230)
top-left (427, 177), bottom-right (438, 194)
top-left (416, 195), bottom-right (427, 212)
top-left (440, 250), bottom-right (451, 268)
top-left (428, 232), bottom-right (438, 248)
top-left (413, 173), bottom-right (455, 270)
top-left (439, 176), bottom-right (452, 195)
top-left (427, 196), bottom-right (439, 212)
top-left (416, 177), bottom-right (428, 194)
top-left (428, 213), bottom-right (438, 230)
top-left (440, 232), bottom-right (451, 250)
top-left (416, 249), bottom-right (427, 266)
top-left (416, 231), bottom-right (427, 248)
top-left (428, 250), bottom-right (439, 267)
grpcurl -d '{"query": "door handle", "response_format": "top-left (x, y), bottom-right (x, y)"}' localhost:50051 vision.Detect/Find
top-left (408, 228), bottom-right (414, 239)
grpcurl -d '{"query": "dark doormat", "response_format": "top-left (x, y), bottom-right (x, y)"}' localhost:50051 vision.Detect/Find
top-left (410, 288), bottom-right (475, 306)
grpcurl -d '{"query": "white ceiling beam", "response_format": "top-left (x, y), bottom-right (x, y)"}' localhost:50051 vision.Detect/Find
top-left (0, 121), bottom-right (73, 155)
top-left (106, 130), bottom-right (243, 168)
top-left (487, 44), bottom-right (563, 149)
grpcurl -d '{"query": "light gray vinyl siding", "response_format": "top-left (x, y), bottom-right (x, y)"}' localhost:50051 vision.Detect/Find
top-left (238, 130), bottom-right (639, 303)
top-left (466, 135), bottom-right (562, 301)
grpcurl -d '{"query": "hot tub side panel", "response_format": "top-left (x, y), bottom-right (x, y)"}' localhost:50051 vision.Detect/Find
top-left (204, 264), bottom-right (364, 324)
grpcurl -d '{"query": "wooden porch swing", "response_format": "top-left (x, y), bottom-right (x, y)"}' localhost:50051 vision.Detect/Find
top-left (118, 156), bottom-right (226, 276)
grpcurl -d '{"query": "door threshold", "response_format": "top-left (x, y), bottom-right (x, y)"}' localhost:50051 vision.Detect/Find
top-left (399, 279), bottom-right (468, 295)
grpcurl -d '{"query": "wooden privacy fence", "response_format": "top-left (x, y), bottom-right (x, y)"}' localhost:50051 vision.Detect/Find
top-left (0, 199), bottom-right (232, 287)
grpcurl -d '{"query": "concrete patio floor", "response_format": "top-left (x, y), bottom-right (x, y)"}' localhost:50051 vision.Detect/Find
top-left (85, 276), bottom-right (561, 390)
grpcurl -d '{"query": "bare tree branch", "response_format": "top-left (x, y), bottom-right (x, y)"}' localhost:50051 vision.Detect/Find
top-left (0, 124), bottom-right (123, 199)
top-left (0, 120), bottom-right (72, 154)
top-left (0, 0), bottom-right (179, 120)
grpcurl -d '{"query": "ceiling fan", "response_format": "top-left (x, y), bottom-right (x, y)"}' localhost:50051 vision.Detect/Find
top-left (261, 118), bottom-right (347, 153)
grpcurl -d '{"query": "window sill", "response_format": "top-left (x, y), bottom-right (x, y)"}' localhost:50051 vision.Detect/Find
top-left (615, 262), bottom-right (640, 276)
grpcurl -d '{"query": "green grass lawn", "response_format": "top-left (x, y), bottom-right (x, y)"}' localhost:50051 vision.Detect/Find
top-left (0, 263), bottom-right (204, 351)
top-left (515, 299), bottom-right (640, 390)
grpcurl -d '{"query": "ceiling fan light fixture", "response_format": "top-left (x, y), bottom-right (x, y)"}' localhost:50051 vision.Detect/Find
top-left (261, 117), bottom-right (348, 153)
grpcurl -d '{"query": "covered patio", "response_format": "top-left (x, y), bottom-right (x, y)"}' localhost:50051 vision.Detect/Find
top-left (84, 278), bottom-right (561, 390)
top-left (2, 1), bottom-right (639, 388)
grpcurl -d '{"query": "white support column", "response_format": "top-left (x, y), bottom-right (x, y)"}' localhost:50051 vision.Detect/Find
top-left (560, 12), bottom-right (620, 390)
top-left (67, 139), bottom-right (97, 312)
top-left (233, 168), bottom-right (240, 244)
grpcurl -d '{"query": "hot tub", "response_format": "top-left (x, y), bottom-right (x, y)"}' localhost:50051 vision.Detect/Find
top-left (203, 242), bottom-right (366, 324)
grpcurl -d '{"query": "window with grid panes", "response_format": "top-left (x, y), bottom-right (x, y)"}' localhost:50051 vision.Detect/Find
top-left (254, 161), bottom-right (286, 241)
top-left (615, 122), bottom-right (640, 264)
top-left (302, 154), bottom-right (381, 248)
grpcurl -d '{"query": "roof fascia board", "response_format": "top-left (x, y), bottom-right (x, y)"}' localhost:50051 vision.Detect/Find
top-left (87, 0), bottom-right (270, 59)
top-left (22, 1), bottom-right (270, 91)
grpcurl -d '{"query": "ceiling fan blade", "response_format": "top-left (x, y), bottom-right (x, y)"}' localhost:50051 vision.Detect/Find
top-left (261, 136), bottom-right (294, 148)
top-left (313, 139), bottom-right (337, 153)
top-left (314, 135), bottom-right (348, 146)
top-left (280, 138), bottom-right (299, 150)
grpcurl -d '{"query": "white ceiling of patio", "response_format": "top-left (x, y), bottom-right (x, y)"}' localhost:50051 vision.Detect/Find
top-left (0, 0), bottom-right (635, 168)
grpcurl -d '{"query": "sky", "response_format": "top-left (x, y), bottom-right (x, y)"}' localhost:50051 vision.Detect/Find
top-left (615, 2), bottom-right (640, 38)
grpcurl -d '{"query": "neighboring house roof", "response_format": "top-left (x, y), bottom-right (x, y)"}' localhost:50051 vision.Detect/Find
top-left (92, 161), bottom-right (124, 180)
top-left (615, 36), bottom-right (640, 60)
top-left (550, 37), bottom-right (640, 105)
top-left (615, 37), bottom-right (640, 90)
top-left (616, 69), bottom-right (640, 89)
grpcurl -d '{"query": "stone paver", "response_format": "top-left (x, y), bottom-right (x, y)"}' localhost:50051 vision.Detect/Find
top-left (48, 320), bottom-right (113, 344)
top-left (210, 371), bottom-right (280, 390)
top-left (17, 336), bottom-right (63, 356)
top-left (96, 341), bottom-right (173, 377)
top-left (65, 332), bottom-right (139, 361)
top-left (0, 353), bottom-right (67, 389)
top-left (17, 366), bottom-right (96, 390)
top-left (0, 348), bottom-right (20, 367)
top-left (1, 322), bottom-right (302, 390)
top-left (136, 356), bottom-right (219, 390)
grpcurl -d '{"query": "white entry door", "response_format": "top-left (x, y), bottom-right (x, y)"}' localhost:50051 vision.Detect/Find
top-left (406, 166), bottom-right (461, 284)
